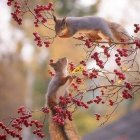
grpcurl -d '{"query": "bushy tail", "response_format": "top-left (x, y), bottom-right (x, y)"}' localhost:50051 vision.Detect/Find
top-left (49, 113), bottom-right (69, 140)
top-left (47, 96), bottom-right (80, 140)
top-left (49, 112), bottom-right (80, 140)
top-left (109, 22), bottom-right (131, 41)
top-left (64, 118), bottom-right (80, 140)
top-left (109, 21), bottom-right (133, 49)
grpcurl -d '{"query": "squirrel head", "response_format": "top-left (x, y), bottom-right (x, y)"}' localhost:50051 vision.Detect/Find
top-left (53, 15), bottom-right (68, 37)
top-left (50, 57), bottom-right (68, 72)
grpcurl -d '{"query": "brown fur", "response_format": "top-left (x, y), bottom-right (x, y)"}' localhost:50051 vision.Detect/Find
top-left (108, 22), bottom-right (131, 48)
top-left (53, 15), bottom-right (132, 48)
top-left (46, 57), bottom-right (80, 140)
top-left (49, 113), bottom-right (80, 140)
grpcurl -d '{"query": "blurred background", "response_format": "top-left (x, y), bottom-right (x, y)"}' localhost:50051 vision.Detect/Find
top-left (0, 0), bottom-right (140, 139)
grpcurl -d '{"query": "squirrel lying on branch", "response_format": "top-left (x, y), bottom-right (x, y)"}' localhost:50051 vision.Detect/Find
top-left (53, 15), bottom-right (132, 47)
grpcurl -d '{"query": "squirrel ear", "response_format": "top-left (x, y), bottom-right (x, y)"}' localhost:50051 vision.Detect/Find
top-left (52, 14), bottom-right (57, 23)
top-left (62, 17), bottom-right (67, 24)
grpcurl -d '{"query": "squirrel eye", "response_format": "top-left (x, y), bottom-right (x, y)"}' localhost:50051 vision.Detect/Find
top-left (60, 26), bottom-right (64, 30)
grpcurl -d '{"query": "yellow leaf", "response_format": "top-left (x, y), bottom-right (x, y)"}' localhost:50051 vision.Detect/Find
top-left (71, 65), bottom-right (85, 74)
top-left (122, 67), bottom-right (130, 72)
top-left (116, 80), bottom-right (122, 84)
top-left (126, 68), bottom-right (130, 71)
top-left (122, 67), bottom-right (127, 71)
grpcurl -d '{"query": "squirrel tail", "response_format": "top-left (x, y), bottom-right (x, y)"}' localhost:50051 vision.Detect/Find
top-left (49, 112), bottom-right (80, 140)
top-left (64, 118), bottom-right (80, 140)
top-left (108, 22), bottom-right (133, 48)
top-left (49, 112), bottom-right (69, 140)
top-left (47, 98), bottom-right (80, 140)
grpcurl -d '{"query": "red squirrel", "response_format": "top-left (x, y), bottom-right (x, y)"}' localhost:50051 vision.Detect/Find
top-left (53, 15), bottom-right (131, 47)
top-left (45, 57), bottom-right (80, 140)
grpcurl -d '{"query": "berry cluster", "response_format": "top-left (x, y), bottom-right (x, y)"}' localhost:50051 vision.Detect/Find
top-left (7, 0), bottom-right (14, 6)
top-left (87, 96), bottom-right (103, 105)
top-left (125, 82), bottom-right (132, 90)
top-left (0, 133), bottom-right (6, 140)
top-left (134, 39), bottom-right (140, 48)
top-left (114, 69), bottom-right (126, 80)
top-left (94, 96), bottom-right (102, 104)
top-left (95, 113), bottom-right (101, 120)
top-left (52, 106), bottom-right (72, 125)
top-left (117, 49), bottom-right (128, 57)
top-left (59, 94), bottom-right (72, 106)
top-left (59, 94), bottom-right (89, 109)
top-left (44, 40), bottom-right (50, 47)
top-left (122, 90), bottom-right (132, 99)
top-left (71, 83), bottom-right (78, 90)
top-left (110, 79), bottom-right (115, 84)
top-left (69, 62), bottom-right (75, 71)
top-left (114, 49), bottom-right (128, 66)
top-left (115, 53), bottom-right (121, 66)
top-left (101, 90), bottom-right (105, 95)
top-left (89, 69), bottom-right (98, 79)
top-left (17, 107), bottom-right (45, 138)
top-left (87, 99), bottom-right (94, 104)
top-left (91, 52), bottom-right (104, 68)
top-left (42, 107), bottom-right (50, 114)
top-left (80, 60), bottom-right (86, 66)
top-left (85, 39), bottom-right (93, 48)
top-left (33, 128), bottom-right (45, 138)
top-left (33, 3), bottom-right (53, 27)
top-left (7, 1), bottom-right (23, 25)
top-left (0, 106), bottom-right (46, 140)
top-left (82, 70), bottom-right (88, 77)
top-left (134, 24), bottom-right (140, 33)
top-left (33, 32), bottom-right (51, 47)
top-left (103, 46), bottom-right (110, 58)
top-left (59, 94), bottom-right (90, 112)
top-left (75, 77), bottom-right (82, 84)
top-left (73, 98), bottom-right (88, 108)
top-left (33, 32), bottom-right (42, 47)
top-left (108, 99), bottom-right (114, 106)
top-left (7, 0), bottom-right (54, 48)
